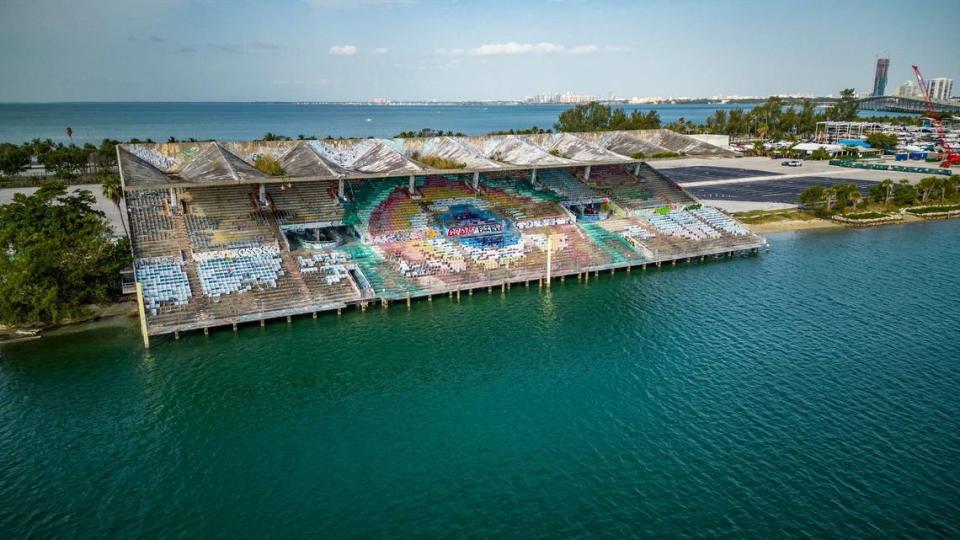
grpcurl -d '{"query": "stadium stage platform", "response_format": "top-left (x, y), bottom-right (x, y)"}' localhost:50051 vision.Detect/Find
top-left (118, 131), bottom-right (764, 344)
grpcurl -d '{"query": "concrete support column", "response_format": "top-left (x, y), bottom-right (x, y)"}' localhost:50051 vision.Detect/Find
top-left (472, 171), bottom-right (479, 190)
top-left (634, 163), bottom-right (642, 176)
top-left (408, 175), bottom-right (416, 195)
top-left (259, 183), bottom-right (267, 207)
top-left (169, 188), bottom-right (177, 209)
top-left (530, 169), bottom-right (538, 183)
top-left (584, 165), bottom-right (592, 181)
top-left (338, 177), bottom-right (345, 199)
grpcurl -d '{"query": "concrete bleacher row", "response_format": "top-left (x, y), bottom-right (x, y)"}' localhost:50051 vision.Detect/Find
top-left (182, 186), bottom-right (275, 251)
top-left (268, 181), bottom-right (344, 227)
top-left (135, 257), bottom-right (192, 315)
top-left (125, 164), bottom-right (762, 336)
top-left (197, 250), bottom-right (285, 298)
top-left (641, 207), bottom-right (753, 243)
top-left (126, 189), bottom-right (176, 257)
top-left (536, 168), bottom-right (601, 201)
top-left (297, 252), bottom-right (351, 285)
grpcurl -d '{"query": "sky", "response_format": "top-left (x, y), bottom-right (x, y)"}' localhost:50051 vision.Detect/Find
top-left (1, 0), bottom-right (958, 102)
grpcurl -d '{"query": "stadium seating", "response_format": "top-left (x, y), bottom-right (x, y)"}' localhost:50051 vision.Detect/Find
top-left (536, 168), bottom-right (600, 201)
top-left (268, 181), bottom-right (345, 227)
top-left (124, 160), bottom-right (762, 336)
top-left (297, 252), bottom-right (351, 285)
top-left (135, 257), bottom-right (192, 316)
top-left (183, 186), bottom-right (275, 250)
top-left (126, 190), bottom-right (176, 257)
top-left (692, 207), bottom-right (751, 236)
top-left (195, 246), bottom-right (285, 298)
top-left (645, 210), bottom-right (715, 241)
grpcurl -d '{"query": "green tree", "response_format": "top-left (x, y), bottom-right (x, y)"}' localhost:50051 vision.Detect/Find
top-left (0, 181), bottom-right (131, 325)
top-left (917, 177), bottom-right (939, 203)
top-left (555, 102), bottom-right (612, 132)
top-left (0, 144), bottom-right (31, 176)
top-left (554, 103), bottom-right (660, 132)
top-left (826, 89), bottom-right (859, 121)
top-left (798, 184), bottom-right (825, 206)
top-left (40, 145), bottom-right (89, 179)
top-left (881, 179), bottom-right (894, 205)
top-left (893, 180), bottom-right (917, 206)
top-left (865, 132), bottom-right (898, 150)
top-left (810, 148), bottom-right (831, 160)
top-left (100, 173), bottom-right (128, 237)
top-left (94, 139), bottom-right (119, 171)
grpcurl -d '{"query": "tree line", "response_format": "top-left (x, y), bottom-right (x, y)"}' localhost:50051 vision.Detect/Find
top-left (0, 181), bottom-right (131, 326)
top-left (798, 175), bottom-right (960, 216)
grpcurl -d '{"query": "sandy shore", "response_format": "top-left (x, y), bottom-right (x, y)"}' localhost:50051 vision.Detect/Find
top-left (0, 302), bottom-right (137, 344)
top-left (748, 219), bottom-right (841, 233)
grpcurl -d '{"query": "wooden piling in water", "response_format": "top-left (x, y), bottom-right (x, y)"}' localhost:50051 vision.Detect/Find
top-left (135, 282), bottom-right (150, 349)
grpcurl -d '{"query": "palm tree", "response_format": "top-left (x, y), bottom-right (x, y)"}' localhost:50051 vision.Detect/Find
top-left (850, 191), bottom-right (863, 209)
top-left (101, 173), bottom-right (128, 237)
top-left (917, 177), bottom-right (938, 204)
top-left (882, 179), bottom-right (893, 206)
top-left (821, 187), bottom-right (836, 211)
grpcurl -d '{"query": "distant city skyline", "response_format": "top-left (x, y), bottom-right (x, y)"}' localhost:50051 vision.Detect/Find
top-left (1, 0), bottom-right (958, 102)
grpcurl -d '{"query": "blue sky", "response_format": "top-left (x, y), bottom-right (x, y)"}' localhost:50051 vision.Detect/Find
top-left (1, 0), bottom-right (957, 102)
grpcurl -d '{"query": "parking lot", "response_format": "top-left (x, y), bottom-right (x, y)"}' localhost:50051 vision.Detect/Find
top-left (686, 177), bottom-right (880, 204)
top-left (657, 166), bottom-right (780, 183)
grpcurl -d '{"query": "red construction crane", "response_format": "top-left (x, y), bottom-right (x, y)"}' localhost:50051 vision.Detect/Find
top-left (912, 64), bottom-right (960, 168)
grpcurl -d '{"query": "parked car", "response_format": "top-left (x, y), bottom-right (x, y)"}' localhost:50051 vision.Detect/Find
top-left (782, 160), bottom-right (803, 167)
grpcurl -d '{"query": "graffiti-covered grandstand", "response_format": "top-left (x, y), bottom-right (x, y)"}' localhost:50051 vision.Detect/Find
top-left (118, 130), bottom-right (763, 338)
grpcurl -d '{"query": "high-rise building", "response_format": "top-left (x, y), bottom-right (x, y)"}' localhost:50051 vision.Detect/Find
top-left (927, 78), bottom-right (954, 101)
top-left (872, 58), bottom-right (890, 96)
top-left (894, 80), bottom-right (919, 98)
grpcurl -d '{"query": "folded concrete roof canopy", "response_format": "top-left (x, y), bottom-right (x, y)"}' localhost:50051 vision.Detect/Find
top-left (118, 130), bottom-right (733, 190)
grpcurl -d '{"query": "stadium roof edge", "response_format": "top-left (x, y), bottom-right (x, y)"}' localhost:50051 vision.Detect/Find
top-left (118, 130), bottom-right (732, 190)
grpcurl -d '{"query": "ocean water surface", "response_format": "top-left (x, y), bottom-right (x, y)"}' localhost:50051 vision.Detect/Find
top-left (1, 222), bottom-right (959, 537)
top-left (0, 102), bottom-right (753, 145)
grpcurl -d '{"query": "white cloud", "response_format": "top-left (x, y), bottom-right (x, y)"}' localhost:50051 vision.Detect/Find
top-left (329, 45), bottom-right (358, 56)
top-left (374, 47), bottom-right (389, 54)
top-left (468, 42), bottom-right (565, 56)
top-left (569, 44), bottom-right (599, 55)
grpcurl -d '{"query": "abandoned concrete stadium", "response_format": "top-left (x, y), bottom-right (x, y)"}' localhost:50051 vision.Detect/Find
top-left (118, 129), bottom-right (765, 345)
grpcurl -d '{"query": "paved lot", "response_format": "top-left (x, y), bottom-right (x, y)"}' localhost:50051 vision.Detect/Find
top-left (0, 184), bottom-right (126, 234)
top-left (651, 156), bottom-right (932, 184)
top-left (687, 177), bottom-right (880, 205)
top-left (657, 166), bottom-right (780, 183)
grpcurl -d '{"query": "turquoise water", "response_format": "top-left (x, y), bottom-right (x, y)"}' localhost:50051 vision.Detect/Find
top-left (2, 222), bottom-right (959, 537)
top-left (0, 103), bottom-right (755, 145)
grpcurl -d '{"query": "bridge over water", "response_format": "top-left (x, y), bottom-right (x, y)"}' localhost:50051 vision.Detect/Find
top-left (858, 95), bottom-right (960, 114)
